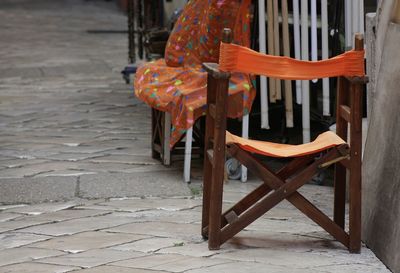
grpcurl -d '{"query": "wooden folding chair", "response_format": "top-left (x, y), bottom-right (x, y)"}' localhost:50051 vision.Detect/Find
top-left (201, 29), bottom-right (367, 253)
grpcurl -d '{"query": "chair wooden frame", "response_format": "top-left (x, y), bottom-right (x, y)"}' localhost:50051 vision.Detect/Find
top-left (201, 30), bottom-right (367, 253)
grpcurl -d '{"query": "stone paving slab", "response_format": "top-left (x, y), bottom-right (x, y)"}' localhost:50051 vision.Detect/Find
top-left (0, 0), bottom-right (190, 204)
top-left (0, 232), bottom-right (51, 250)
top-left (37, 249), bottom-right (145, 269)
top-left (74, 265), bottom-right (169, 273)
top-left (30, 231), bottom-right (149, 253)
top-left (0, 177), bottom-right (77, 204)
top-left (0, 182), bottom-right (391, 273)
top-left (18, 214), bottom-right (135, 236)
top-left (110, 253), bottom-right (232, 273)
top-left (0, 247), bottom-right (65, 267)
top-left (0, 262), bottom-right (80, 273)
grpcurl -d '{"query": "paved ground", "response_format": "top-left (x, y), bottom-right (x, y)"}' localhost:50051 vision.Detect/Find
top-left (0, 0), bottom-right (391, 272)
top-left (0, 0), bottom-right (191, 203)
top-left (0, 182), bottom-right (391, 273)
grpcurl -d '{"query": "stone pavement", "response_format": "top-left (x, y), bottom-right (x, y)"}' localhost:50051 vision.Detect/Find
top-left (0, 0), bottom-right (391, 272)
top-left (0, 0), bottom-right (190, 203)
top-left (0, 182), bottom-right (391, 273)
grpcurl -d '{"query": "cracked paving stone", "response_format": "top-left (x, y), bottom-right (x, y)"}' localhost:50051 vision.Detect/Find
top-left (110, 237), bottom-right (185, 253)
top-left (105, 222), bottom-right (202, 242)
top-left (0, 217), bottom-right (55, 233)
top-left (13, 208), bottom-right (111, 223)
top-left (214, 248), bottom-right (360, 269)
top-left (30, 231), bottom-right (149, 253)
top-left (34, 170), bottom-right (97, 177)
top-left (0, 213), bottom-right (21, 222)
top-left (0, 232), bottom-right (51, 249)
top-left (112, 208), bottom-right (202, 224)
top-left (313, 263), bottom-right (391, 273)
top-left (87, 154), bottom-right (159, 165)
top-left (5, 200), bottom-right (80, 215)
top-left (37, 248), bottom-right (146, 268)
top-left (0, 247), bottom-right (65, 267)
top-left (156, 241), bottom-right (230, 258)
top-left (110, 253), bottom-right (231, 273)
top-left (42, 152), bottom-right (106, 162)
top-left (0, 204), bottom-right (27, 211)
top-left (98, 197), bottom-right (201, 212)
top-left (17, 214), bottom-right (136, 236)
top-left (0, 262), bottom-right (80, 273)
top-left (72, 265), bottom-right (169, 273)
top-left (184, 261), bottom-right (323, 273)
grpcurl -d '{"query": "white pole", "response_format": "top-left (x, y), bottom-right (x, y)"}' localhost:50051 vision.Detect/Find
top-left (310, 0), bottom-right (318, 63)
top-left (310, 0), bottom-right (318, 84)
top-left (241, 114), bottom-right (249, 182)
top-left (282, 0), bottom-right (294, 128)
top-left (258, 0), bottom-right (270, 129)
top-left (352, 0), bottom-right (360, 44)
top-left (293, 0), bottom-right (302, 104)
top-left (273, 0), bottom-right (281, 100)
top-left (267, 0), bottom-right (276, 103)
top-left (321, 0), bottom-right (330, 116)
top-left (301, 0), bottom-right (310, 143)
top-left (345, 0), bottom-right (352, 48)
top-left (359, 0), bottom-right (365, 34)
top-left (163, 112), bottom-right (171, 165)
top-left (183, 126), bottom-right (193, 183)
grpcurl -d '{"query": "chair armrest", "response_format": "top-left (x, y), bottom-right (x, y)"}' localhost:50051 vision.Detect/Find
top-left (202, 63), bottom-right (230, 80)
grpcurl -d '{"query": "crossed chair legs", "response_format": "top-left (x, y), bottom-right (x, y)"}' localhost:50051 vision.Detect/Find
top-left (201, 142), bottom-right (361, 253)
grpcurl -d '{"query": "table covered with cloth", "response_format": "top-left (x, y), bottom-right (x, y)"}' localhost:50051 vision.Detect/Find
top-left (134, 0), bottom-right (256, 148)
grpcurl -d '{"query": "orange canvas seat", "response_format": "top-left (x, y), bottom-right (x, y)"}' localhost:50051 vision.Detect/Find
top-left (201, 28), bottom-right (367, 254)
top-left (226, 131), bottom-right (346, 158)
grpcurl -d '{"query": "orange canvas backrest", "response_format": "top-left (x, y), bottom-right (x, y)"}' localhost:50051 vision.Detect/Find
top-left (218, 42), bottom-right (365, 79)
top-left (164, 0), bottom-right (252, 68)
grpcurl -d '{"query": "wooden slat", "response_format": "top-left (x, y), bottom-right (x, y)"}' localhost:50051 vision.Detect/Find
top-left (206, 149), bottom-right (214, 165)
top-left (339, 158), bottom-right (351, 169)
top-left (209, 104), bottom-right (216, 119)
top-left (334, 76), bottom-right (348, 229)
top-left (349, 72), bottom-right (363, 253)
top-left (221, 144), bottom-right (350, 247)
top-left (339, 105), bottom-right (351, 123)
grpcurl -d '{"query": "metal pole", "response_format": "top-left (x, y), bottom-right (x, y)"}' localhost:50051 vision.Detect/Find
top-left (301, 0), bottom-right (310, 143)
top-left (293, 0), bottom-right (302, 104)
top-left (321, 0), bottom-right (330, 116)
top-left (128, 0), bottom-right (136, 64)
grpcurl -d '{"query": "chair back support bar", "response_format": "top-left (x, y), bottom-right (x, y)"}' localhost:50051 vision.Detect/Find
top-left (201, 29), bottom-right (232, 246)
top-left (334, 33), bottom-right (366, 252)
top-left (201, 28), bottom-right (368, 253)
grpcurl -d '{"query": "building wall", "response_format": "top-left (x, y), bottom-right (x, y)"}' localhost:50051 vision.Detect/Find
top-left (362, 1), bottom-right (400, 273)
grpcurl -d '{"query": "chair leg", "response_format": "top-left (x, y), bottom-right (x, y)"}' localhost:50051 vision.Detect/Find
top-left (201, 148), bottom-right (213, 238)
top-left (208, 156), bottom-right (225, 250)
top-left (349, 136), bottom-right (362, 253)
top-left (334, 163), bottom-right (346, 228)
top-left (183, 126), bottom-right (193, 183)
top-left (162, 112), bottom-right (171, 166)
top-left (241, 114), bottom-right (249, 182)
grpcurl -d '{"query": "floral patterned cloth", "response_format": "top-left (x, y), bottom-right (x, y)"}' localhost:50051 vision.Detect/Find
top-left (134, 0), bottom-right (255, 147)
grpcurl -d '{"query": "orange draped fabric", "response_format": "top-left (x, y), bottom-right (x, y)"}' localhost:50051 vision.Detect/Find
top-left (219, 43), bottom-right (365, 79)
top-left (135, 0), bottom-right (255, 148)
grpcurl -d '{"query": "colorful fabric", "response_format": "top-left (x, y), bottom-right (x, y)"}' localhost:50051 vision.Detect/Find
top-left (134, 0), bottom-right (255, 148)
